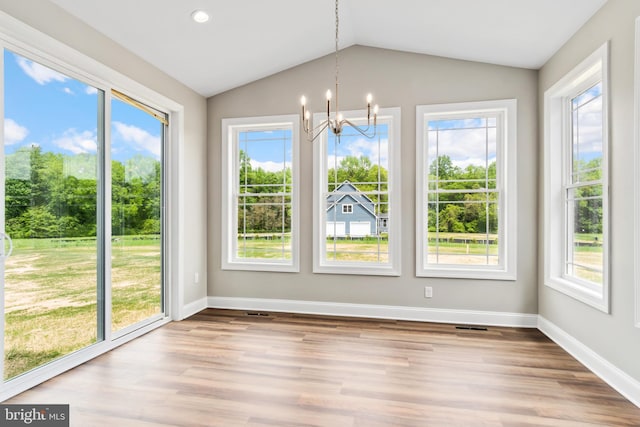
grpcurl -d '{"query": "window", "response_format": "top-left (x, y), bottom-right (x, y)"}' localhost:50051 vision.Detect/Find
top-left (313, 107), bottom-right (401, 276)
top-left (544, 43), bottom-right (609, 312)
top-left (221, 115), bottom-right (299, 272)
top-left (416, 100), bottom-right (517, 280)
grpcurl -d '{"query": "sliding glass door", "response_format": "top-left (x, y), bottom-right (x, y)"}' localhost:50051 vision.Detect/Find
top-left (2, 50), bottom-right (103, 379)
top-left (1, 49), bottom-right (166, 381)
top-left (110, 95), bottom-right (165, 335)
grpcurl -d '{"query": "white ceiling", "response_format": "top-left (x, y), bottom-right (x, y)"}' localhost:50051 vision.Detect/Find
top-left (49, 0), bottom-right (607, 98)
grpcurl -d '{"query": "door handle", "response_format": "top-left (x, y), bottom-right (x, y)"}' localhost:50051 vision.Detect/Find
top-left (0, 232), bottom-right (13, 258)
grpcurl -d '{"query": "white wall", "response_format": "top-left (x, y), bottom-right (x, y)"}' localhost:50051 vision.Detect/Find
top-left (0, 0), bottom-right (209, 310)
top-left (208, 46), bottom-right (539, 316)
top-left (538, 0), bottom-right (640, 382)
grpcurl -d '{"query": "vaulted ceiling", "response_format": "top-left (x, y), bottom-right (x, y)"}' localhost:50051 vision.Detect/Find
top-left (49, 0), bottom-right (607, 97)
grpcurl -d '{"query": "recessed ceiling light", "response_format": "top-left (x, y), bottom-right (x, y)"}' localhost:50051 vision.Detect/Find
top-left (191, 10), bottom-right (210, 24)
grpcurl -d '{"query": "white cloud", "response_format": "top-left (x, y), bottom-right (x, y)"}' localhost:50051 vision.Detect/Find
top-left (113, 121), bottom-right (161, 159)
top-left (4, 118), bottom-right (29, 145)
top-left (573, 96), bottom-right (603, 157)
top-left (63, 87), bottom-right (74, 95)
top-left (250, 159), bottom-right (291, 172)
top-left (344, 137), bottom-right (389, 168)
top-left (85, 86), bottom-right (98, 95)
top-left (53, 129), bottom-right (97, 154)
top-left (16, 56), bottom-right (68, 85)
top-left (427, 127), bottom-right (497, 169)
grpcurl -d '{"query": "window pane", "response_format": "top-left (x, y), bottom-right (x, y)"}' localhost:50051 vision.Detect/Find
top-left (111, 96), bottom-right (164, 333)
top-left (571, 83), bottom-right (602, 184)
top-left (235, 127), bottom-right (292, 261)
top-left (425, 114), bottom-right (501, 268)
top-left (567, 195), bottom-right (603, 286)
top-left (324, 119), bottom-right (390, 265)
top-left (566, 82), bottom-right (604, 288)
top-left (3, 51), bottom-right (100, 379)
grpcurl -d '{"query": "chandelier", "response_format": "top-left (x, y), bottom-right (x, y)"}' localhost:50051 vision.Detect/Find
top-left (300, 0), bottom-right (378, 142)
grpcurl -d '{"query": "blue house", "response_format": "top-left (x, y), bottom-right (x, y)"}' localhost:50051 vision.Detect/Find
top-left (326, 181), bottom-right (377, 237)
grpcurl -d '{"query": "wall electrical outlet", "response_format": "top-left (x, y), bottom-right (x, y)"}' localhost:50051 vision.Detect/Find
top-left (424, 286), bottom-right (433, 298)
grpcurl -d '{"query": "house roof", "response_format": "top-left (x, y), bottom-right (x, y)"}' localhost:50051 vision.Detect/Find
top-left (326, 181), bottom-right (376, 218)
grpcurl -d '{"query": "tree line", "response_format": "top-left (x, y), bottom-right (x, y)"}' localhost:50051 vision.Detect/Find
top-left (428, 155), bottom-right (602, 235)
top-left (5, 146), bottom-right (160, 239)
top-left (428, 155), bottom-right (498, 234)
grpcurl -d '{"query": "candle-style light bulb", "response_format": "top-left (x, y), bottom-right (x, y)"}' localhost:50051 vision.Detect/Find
top-left (326, 90), bottom-right (332, 100)
top-left (373, 104), bottom-right (379, 115)
top-left (366, 93), bottom-right (373, 104)
top-left (305, 110), bottom-right (310, 120)
top-left (300, 95), bottom-right (306, 106)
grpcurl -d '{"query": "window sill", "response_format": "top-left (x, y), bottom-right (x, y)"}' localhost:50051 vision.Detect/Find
top-left (544, 276), bottom-right (609, 313)
top-left (417, 267), bottom-right (516, 281)
top-left (314, 263), bottom-right (401, 277)
top-left (222, 260), bottom-right (299, 273)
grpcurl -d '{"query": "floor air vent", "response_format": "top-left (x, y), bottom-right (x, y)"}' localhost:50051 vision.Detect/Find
top-left (246, 312), bottom-right (269, 317)
top-left (455, 326), bottom-right (488, 331)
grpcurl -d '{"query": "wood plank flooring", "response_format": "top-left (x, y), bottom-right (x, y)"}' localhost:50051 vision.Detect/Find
top-left (6, 309), bottom-right (640, 426)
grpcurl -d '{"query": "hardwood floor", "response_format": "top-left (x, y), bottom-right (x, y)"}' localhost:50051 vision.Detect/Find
top-left (7, 309), bottom-right (640, 426)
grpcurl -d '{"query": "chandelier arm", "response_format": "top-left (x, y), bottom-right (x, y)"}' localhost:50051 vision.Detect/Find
top-left (342, 118), bottom-right (377, 139)
top-left (306, 120), bottom-right (331, 142)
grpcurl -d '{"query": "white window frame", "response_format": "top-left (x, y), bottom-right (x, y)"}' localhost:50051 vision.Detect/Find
top-left (342, 204), bottom-right (353, 214)
top-left (313, 107), bottom-right (401, 276)
top-left (416, 100), bottom-right (517, 280)
top-left (634, 18), bottom-right (640, 328)
top-left (221, 115), bottom-right (300, 272)
top-left (544, 42), bottom-right (609, 313)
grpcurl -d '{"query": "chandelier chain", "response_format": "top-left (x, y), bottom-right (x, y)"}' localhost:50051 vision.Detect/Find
top-left (335, 0), bottom-right (339, 116)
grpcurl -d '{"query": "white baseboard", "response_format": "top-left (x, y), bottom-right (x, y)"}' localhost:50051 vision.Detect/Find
top-left (538, 316), bottom-right (640, 408)
top-left (181, 297), bottom-right (208, 320)
top-left (206, 296), bottom-right (538, 327)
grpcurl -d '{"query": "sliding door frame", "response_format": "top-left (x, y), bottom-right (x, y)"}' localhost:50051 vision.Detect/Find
top-left (0, 10), bottom-right (184, 401)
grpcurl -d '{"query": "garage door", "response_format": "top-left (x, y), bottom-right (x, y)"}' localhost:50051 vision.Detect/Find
top-left (326, 221), bottom-right (346, 237)
top-left (350, 221), bottom-right (371, 237)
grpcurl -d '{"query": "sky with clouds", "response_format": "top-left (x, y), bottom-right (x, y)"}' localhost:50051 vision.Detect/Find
top-left (238, 121), bottom-right (389, 174)
top-left (327, 124), bottom-right (389, 170)
top-left (572, 82), bottom-right (603, 166)
top-left (239, 128), bottom-right (293, 172)
top-left (427, 118), bottom-right (497, 170)
top-left (3, 50), bottom-right (162, 166)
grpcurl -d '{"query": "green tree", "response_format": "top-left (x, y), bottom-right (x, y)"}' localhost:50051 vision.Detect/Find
top-left (427, 155), bottom-right (498, 234)
top-left (236, 150), bottom-right (292, 234)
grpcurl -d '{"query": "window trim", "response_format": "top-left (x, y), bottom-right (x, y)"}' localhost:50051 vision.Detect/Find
top-left (313, 107), bottom-right (401, 276)
top-left (416, 99), bottom-right (518, 280)
top-left (544, 42), bottom-right (610, 313)
top-left (635, 17), bottom-right (640, 328)
top-left (221, 115), bottom-right (300, 272)
top-left (342, 204), bottom-right (353, 214)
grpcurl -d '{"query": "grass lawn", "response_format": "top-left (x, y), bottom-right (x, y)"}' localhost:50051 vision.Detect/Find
top-left (3, 236), bottom-right (161, 380)
top-left (3, 231), bottom-right (603, 380)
